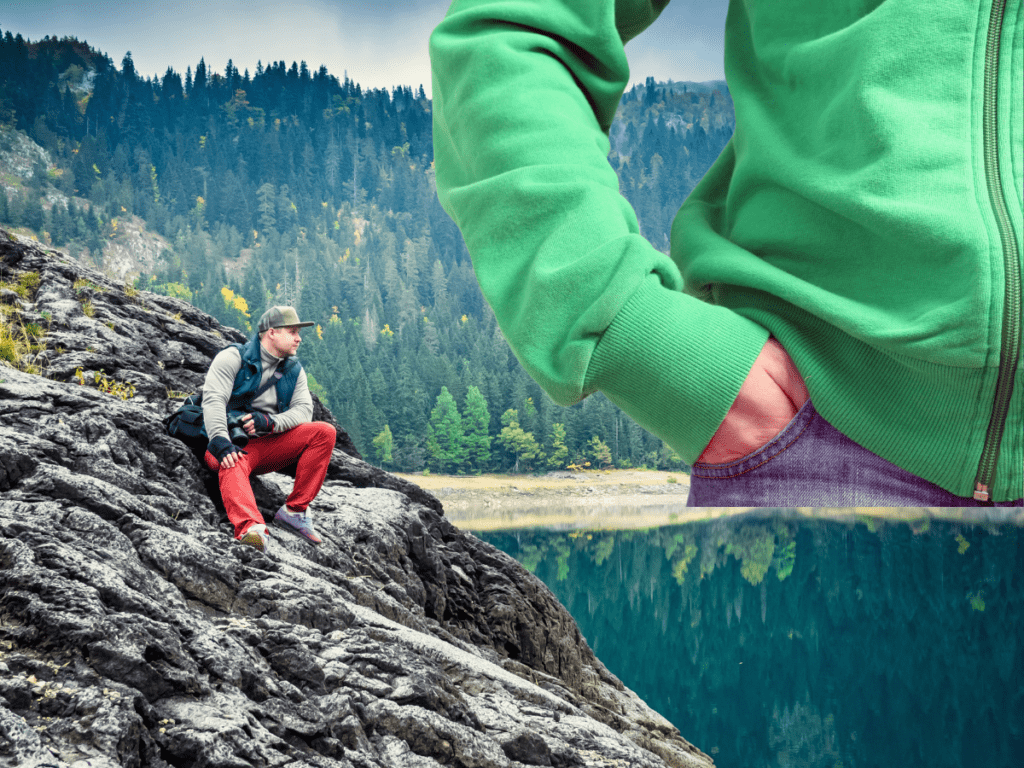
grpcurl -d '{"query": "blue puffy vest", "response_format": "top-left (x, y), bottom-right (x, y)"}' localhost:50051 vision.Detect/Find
top-left (226, 334), bottom-right (303, 414)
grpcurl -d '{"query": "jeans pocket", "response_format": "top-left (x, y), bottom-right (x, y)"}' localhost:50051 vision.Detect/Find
top-left (692, 397), bottom-right (816, 475)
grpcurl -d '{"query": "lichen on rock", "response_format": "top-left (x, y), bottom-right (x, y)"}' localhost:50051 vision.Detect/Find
top-left (0, 230), bottom-right (712, 768)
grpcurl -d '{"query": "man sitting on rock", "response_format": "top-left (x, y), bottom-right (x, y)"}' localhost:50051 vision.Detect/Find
top-left (201, 305), bottom-right (336, 551)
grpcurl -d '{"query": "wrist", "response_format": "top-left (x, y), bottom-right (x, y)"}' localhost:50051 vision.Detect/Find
top-left (252, 412), bottom-right (275, 434)
top-left (208, 435), bottom-right (239, 461)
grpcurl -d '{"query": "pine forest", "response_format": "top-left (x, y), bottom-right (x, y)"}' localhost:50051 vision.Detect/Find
top-left (0, 29), bottom-right (736, 474)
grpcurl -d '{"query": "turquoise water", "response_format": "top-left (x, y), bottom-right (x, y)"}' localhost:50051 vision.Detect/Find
top-left (480, 512), bottom-right (1023, 768)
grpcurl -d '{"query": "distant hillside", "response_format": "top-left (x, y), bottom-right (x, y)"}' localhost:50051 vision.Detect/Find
top-left (0, 28), bottom-right (735, 473)
top-left (612, 77), bottom-right (734, 250)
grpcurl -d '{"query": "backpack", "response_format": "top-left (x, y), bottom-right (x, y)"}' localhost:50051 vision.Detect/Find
top-left (163, 393), bottom-right (209, 460)
top-left (163, 368), bottom-right (284, 461)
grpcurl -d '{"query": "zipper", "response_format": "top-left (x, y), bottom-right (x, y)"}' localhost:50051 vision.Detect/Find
top-left (973, 0), bottom-right (1022, 502)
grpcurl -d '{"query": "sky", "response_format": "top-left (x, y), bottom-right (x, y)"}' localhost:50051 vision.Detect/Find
top-left (0, 1), bottom-right (728, 97)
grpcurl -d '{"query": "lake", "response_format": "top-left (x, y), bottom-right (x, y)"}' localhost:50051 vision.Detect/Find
top-left (478, 509), bottom-right (1023, 768)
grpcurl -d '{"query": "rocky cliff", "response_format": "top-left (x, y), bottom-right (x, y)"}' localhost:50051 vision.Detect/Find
top-left (0, 230), bottom-right (713, 768)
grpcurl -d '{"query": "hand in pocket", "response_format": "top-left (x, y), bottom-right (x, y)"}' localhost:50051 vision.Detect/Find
top-left (697, 337), bottom-right (810, 464)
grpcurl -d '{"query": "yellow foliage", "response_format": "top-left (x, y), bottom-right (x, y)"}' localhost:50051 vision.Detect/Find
top-left (0, 317), bottom-right (35, 370)
top-left (162, 282), bottom-right (192, 302)
top-left (316, 324), bottom-right (323, 340)
top-left (460, 314), bottom-right (468, 324)
top-left (75, 367), bottom-right (136, 400)
top-left (380, 324), bottom-right (394, 338)
top-left (221, 287), bottom-right (250, 318)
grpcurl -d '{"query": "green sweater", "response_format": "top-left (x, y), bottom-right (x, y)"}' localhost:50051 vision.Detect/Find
top-left (430, 0), bottom-right (1023, 502)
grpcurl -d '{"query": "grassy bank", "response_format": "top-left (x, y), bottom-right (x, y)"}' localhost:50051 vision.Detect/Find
top-left (392, 468), bottom-right (688, 493)
top-left (392, 469), bottom-right (692, 531)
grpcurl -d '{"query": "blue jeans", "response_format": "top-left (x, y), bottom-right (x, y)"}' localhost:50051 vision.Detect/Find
top-left (687, 399), bottom-right (1024, 507)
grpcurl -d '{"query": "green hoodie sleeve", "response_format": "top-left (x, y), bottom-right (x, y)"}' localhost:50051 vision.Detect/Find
top-left (429, 0), bottom-right (769, 463)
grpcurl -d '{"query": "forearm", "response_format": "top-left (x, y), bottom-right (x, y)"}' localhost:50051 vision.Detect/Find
top-left (430, 0), bottom-right (767, 461)
top-left (202, 349), bottom-right (241, 441)
top-left (271, 370), bottom-right (313, 433)
top-left (431, 1), bottom-right (655, 396)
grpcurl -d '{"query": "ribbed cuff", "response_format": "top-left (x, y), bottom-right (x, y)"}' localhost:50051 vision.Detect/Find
top-left (586, 274), bottom-right (770, 463)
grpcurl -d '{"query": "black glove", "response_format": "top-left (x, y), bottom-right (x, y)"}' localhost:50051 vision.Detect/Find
top-left (249, 412), bottom-right (275, 435)
top-left (208, 436), bottom-right (247, 462)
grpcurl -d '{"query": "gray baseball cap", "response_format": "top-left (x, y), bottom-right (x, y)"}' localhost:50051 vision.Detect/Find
top-left (257, 306), bottom-right (315, 333)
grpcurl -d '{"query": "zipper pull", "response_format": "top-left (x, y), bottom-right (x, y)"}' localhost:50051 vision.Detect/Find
top-left (973, 482), bottom-right (990, 502)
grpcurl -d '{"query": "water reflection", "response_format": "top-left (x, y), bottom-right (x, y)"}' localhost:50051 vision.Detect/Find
top-left (480, 511), bottom-right (1024, 768)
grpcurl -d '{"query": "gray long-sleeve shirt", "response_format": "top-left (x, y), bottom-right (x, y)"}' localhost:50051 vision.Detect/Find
top-left (202, 343), bottom-right (313, 441)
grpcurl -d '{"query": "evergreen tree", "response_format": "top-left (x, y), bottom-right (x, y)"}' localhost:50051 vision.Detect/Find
top-left (372, 424), bottom-right (394, 467)
top-left (429, 258), bottom-right (448, 318)
top-left (305, 370), bottom-right (330, 407)
top-left (587, 435), bottom-right (613, 468)
top-left (425, 386), bottom-right (465, 473)
top-left (256, 182), bottom-right (276, 236)
top-left (396, 431), bottom-right (426, 472)
top-left (497, 409), bottom-right (544, 473)
top-left (546, 423), bottom-right (569, 469)
top-left (521, 394), bottom-right (539, 437)
top-left (462, 385), bottom-right (491, 473)
top-left (23, 195), bottom-right (43, 232)
top-left (6, 191), bottom-right (23, 227)
top-left (46, 204), bottom-right (63, 245)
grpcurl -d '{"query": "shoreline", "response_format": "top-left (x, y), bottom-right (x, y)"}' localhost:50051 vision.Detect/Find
top-left (392, 470), bottom-right (1023, 531)
top-left (393, 469), bottom-right (692, 530)
top-left (394, 468), bottom-right (689, 494)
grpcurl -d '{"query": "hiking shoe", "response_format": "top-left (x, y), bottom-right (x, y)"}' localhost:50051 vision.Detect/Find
top-left (273, 506), bottom-right (323, 544)
top-left (239, 523), bottom-right (271, 552)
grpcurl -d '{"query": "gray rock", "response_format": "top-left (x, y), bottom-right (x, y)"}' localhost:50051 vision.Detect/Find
top-left (0, 231), bottom-right (714, 768)
top-left (501, 731), bottom-right (553, 766)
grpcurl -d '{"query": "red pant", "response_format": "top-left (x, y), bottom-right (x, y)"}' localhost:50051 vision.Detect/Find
top-left (204, 421), bottom-right (337, 538)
